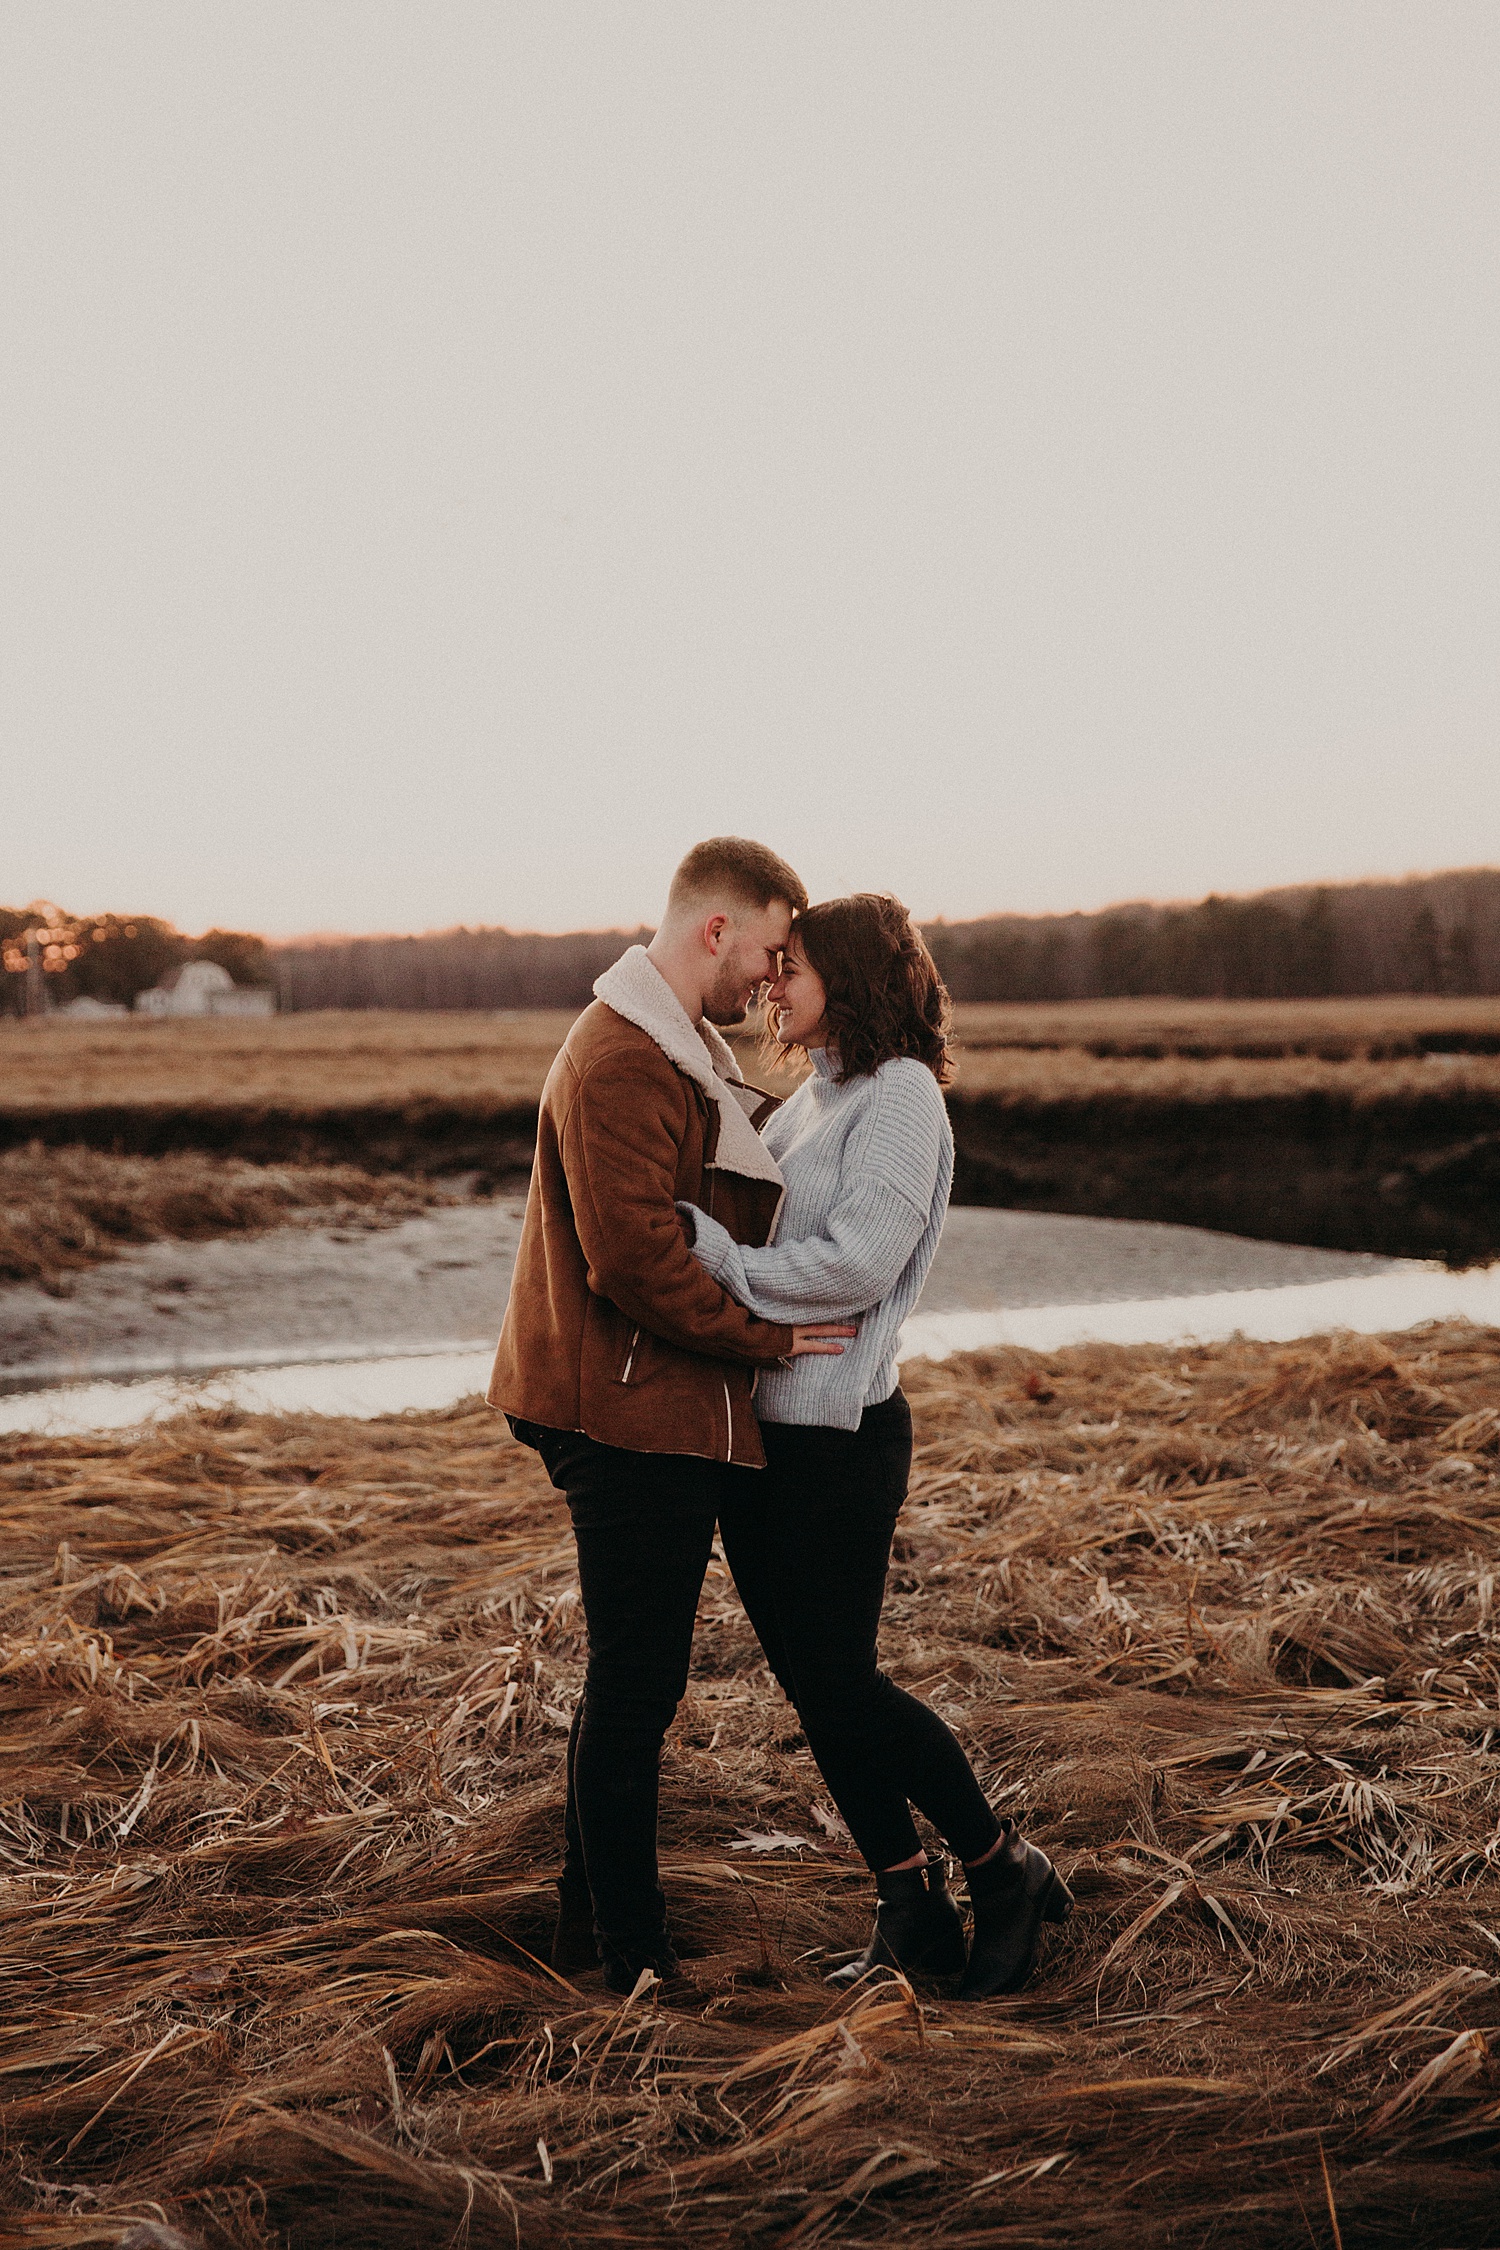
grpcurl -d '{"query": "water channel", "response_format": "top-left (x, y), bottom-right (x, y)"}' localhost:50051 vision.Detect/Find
top-left (5, 1252), bottom-right (1498, 1438)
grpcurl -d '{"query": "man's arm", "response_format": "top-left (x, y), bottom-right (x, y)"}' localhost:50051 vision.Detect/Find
top-left (681, 1175), bottom-right (930, 1322)
top-left (561, 1050), bottom-right (795, 1365)
top-left (678, 1062), bottom-right (944, 1320)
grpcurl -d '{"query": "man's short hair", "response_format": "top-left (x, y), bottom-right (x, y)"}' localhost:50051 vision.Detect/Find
top-left (668, 837), bottom-right (808, 917)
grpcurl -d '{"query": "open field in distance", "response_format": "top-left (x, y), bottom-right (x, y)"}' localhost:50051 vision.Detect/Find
top-left (957, 993), bottom-right (1500, 1058)
top-left (6, 998), bottom-right (1500, 1109)
top-left (0, 1009), bottom-right (583, 1113)
top-left (953, 1047), bottom-right (1500, 1102)
top-left (1, 1325), bottom-right (1498, 2245)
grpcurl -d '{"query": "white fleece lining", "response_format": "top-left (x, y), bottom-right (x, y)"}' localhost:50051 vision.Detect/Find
top-left (593, 947), bottom-right (785, 1190)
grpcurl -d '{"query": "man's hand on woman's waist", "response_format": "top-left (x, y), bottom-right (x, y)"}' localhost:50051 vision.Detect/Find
top-left (789, 1322), bottom-right (858, 1358)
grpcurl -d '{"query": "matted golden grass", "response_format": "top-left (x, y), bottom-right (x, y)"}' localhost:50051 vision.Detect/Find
top-left (2, 1325), bottom-right (1499, 2244)
top-left (6, 998), bottom-right (1500, 1117)
top-left (0, 1148), bottom-right (456, 1294)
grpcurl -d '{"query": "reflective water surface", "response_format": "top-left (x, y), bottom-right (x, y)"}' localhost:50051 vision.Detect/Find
top-left (4, 1257), bottom-right (1498, 1437)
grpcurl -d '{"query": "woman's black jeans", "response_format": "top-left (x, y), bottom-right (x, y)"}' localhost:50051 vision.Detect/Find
top-left (511, 1418), bottom-right (726, 1963)
top-left (718, 1390), bottom-right (1002, 1872)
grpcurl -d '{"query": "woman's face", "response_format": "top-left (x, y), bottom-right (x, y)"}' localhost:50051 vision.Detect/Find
top-left (766, 938), bottom-right (829, 1050)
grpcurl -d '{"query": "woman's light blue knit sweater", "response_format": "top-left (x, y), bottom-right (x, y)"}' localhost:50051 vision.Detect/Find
top-left (682, 1049), bottom-right (953, 1431)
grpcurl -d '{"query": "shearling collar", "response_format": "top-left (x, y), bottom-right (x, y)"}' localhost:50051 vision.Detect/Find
top-left (593, 946), bottom-right (784, 1189)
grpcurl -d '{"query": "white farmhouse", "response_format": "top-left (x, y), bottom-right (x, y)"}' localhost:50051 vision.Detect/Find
top-left (134, 961), bottom-right (276, 1018)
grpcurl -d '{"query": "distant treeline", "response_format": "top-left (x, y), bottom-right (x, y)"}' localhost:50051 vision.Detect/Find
top-left (923, 868), bottom-right (1500, 1003)
top-left (7, 869), bottom-right (1499, 1015)
top-left (273, 926), bottom-right (655, 1011)
top-left (275, 868), bottom-right (1500, 1010)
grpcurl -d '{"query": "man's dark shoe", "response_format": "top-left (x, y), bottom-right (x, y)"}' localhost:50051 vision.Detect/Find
top-left (551, 1872), bottom-right (597, 1974)
top-left (601, 1935), bottom-right (682, 1996)
top-left (959, 1826), bottom-right (1072, 1999)
top-left (827, 1861), bottom-right (966, 1986)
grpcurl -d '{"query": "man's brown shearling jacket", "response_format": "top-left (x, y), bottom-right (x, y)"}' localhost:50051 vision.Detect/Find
top-left (487, 948), bottom-right (795, 1468)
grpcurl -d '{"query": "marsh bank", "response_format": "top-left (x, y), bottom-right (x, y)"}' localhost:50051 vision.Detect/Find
top-left (3, 1083), bottom-right (1497, 1264)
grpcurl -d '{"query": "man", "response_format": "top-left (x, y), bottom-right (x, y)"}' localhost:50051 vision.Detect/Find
top-left (490, 837), bottom-right (851, 1992)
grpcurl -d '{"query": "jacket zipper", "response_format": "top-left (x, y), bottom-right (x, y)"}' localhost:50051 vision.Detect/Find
top-left (723, 1378), bottom-right (733, 1457)
top-left (619, 1328), bottom-right (640, 1383)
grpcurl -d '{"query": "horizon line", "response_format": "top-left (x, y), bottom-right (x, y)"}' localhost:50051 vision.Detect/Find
top-left (264, 863), bottom-right (1500, 947)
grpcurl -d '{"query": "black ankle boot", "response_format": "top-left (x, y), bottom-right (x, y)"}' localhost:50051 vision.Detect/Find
top-left (550, 1871), bottom-right (597, 1974)
top-left (959, 1826), bottom-right (1072, 1999)
top-left (827, 1861), bottom-right (967, 1986)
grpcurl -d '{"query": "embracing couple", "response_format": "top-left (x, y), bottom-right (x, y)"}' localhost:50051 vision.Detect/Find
top-left (490, 838), bottom-right (1070, 1999)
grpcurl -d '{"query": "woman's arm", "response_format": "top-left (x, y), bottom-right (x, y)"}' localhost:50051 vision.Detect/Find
top-left (679, 1065), bottom-right (945, 1322)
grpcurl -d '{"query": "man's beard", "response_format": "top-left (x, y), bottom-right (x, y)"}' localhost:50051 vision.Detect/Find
top-left (702, 958), bottom-right (754, 1027)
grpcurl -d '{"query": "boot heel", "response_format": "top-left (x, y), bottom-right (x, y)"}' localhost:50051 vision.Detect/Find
top-left (1042, 1873), bottom-right (1073, 1924)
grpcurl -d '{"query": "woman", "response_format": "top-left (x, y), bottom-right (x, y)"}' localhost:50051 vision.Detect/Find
top-left (680, 895), bottom-right (1071, 1997)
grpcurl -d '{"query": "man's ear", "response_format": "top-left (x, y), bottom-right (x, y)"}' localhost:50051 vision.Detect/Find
top-left (702, 913), bottom-right (730, 956)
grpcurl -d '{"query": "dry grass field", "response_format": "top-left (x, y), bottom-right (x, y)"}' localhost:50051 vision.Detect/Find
top-left (5, 998), bottom-right (1500, 1116)
top-left (952, 996), bottom-right (1500, 1061)
top-left (0, 1012), bottom-right (582, 1115)
top-left (2, 1324), bottom-right (1499, 2247)
top-left (950, 1049), bottom-right (1500, 1105)
top-left (0, 1149), bottom-right (455, 1295)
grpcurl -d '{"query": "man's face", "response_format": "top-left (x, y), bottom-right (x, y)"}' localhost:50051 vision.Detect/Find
top-left (702, 899), bottom-right (795, 1027)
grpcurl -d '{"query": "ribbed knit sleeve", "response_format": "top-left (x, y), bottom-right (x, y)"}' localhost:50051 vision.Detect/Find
top-left (682, 1060), bottom-right (945, 1322)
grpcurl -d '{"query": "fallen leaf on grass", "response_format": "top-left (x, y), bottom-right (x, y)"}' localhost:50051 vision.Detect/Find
top-left (730, 1827), bottom-right (822, 1855)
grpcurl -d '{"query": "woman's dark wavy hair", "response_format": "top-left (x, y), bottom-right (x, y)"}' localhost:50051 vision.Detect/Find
top-left (773, 893), bottom-right (953, 1086)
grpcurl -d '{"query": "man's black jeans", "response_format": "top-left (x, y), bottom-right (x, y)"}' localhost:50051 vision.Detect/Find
top-left (511, 1418), bottom-right (727, 1963)
top-left (719, 1390), bottom-right (1002, 1871)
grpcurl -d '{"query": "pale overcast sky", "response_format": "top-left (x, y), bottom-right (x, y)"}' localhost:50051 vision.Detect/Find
top-left (3, 2), bottom-right (1496, 936)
